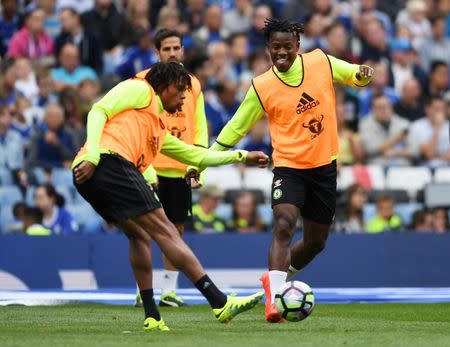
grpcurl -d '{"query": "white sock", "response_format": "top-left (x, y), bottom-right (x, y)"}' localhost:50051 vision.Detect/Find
top-left (286, 265), bottom-right (299, 281)
top-left (269, 270), bottom-right (287, 304)
top-left (161, 270), bottom-right (179, 295)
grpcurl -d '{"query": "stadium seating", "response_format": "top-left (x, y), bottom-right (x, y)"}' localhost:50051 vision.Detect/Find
top-left (362, 203), bottom-right (422, 226)
top-left (367, 189), bottom-right (410, 203)
top-left (0, 186), bottom-right (23, 206)
top-left (204, 166), bottom-right (243, 190)
top-left (386, 167), bottom-right (432, 196)
top-left (66, 203), bottom-right (99, 230)
top-left (242, 168), bottom-right (273, 198)
top-left (337, 165), bottom-right (385, 190)
top-left (0, 168), bottom-right (13, 186)
top-left (433, 168), bottom-right (450, 183)
top-left (51, 168), bottom-right (73, 187)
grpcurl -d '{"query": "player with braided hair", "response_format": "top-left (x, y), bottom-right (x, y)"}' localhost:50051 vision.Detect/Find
top-left (209, 18), bottom-right (374, 322)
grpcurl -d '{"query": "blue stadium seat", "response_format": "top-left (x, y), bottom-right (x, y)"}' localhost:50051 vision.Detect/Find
top-left (258, 204), bottom-right (273, 227)
top-left (0, 204), bottom-right (15, 233)
top-left (216, 204), bottom-right (232, 221)
top-left (0, 186), bottom-right (23, 206)
top-left (66, 203), bottom-right (99, 229)
top-left (51, 168), bottom-right (73, 188)
top-left (57, 186), bottom-right (74, 205)
top-left (32, 167), bottom-right (48, 184)
top-left (0, 168), bottom-right (13, 186)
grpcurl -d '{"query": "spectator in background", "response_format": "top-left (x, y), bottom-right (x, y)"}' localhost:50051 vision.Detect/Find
top-left (223, 0), bottom-right (252, 34)
top-left (323, 21), bottom-right (358, 64)
top-left (410, 209), bottom-right (433, 232)
top-left (359, 95), bottom-right (411, 166)
top-left (33, 67), bottom-right (57, 108)
top-left (34, 184), bottom-right (77, 234)
top-left (38, 0), bottom-right (60, 38)
top-left (359, 0), bottom-right (393, 37)
top-left (55, 7), bottom-right (103, 74)
top-left (126, 0), bottom-right (151, 34)
top-left (4, 202), bottom-right (27, 233)
top-left (247, 4), bottom-right (271, 53)
top-left (194, 4), bottom-right (229, 47)
top-left (359, 62), bottom-right (399, 117)
top-left (394, 78), bottom-right (425, 122)
top-left (78, 79), bottom-right (100, 116)
top-left (388, 38), bottom-right (427, 95)
top-left (23, 206), bottom-right (51, 235)
top-left (10, 96), bottom-right (34, 149)
top-left (51, 43), bottom-right (98, 92)
top-left (334, 184), bottom-right (367, 233)
top-left (359, 18), bottom-right (389, 63)
top-left (366, 195), bottom-right (402, 233)
top-left (396, 0), bottom-right (431, 48)
top-left (419, 15), bottom-right (450, 72)
top-left (81, 0), bottom-right (132, 74)
top-left (0, 105), bottom-right (24, 172)
top-left (115, 28), bottom-right (158, 79)
top-left (431, 208), bottom-right (449, 233)
top-left (227, 191), bottom-right (267, 233)
top-left (228, 32), bottom-right (249, 81)
top-left (424, 61), bottom-right (449, 98)
top-left (240, 117), bottom-right (272, 157)
top-left (59, 87), bottom-right (86, 149)
top-left (300, 12), bottom-right (326, 52)
top-left (7, 6), bottom-right (54, 65)
top-left (27, 103), bottom-right (75, 169)
top-left (205, 83), bottom-right (239, 137)
top-left (336, 97), bottom-right (363, 165)
top-left (180, 0), bottom-right (206, 31)
top-left (0, 60), bottom-right (18, 106)
top-left (205, 40), bottom-right (237, 88)
top-left (0, 0), bottom-right (20, 53)
top-left (409, 96), bottom-right (450, 167)
top-left (189, 185), bottom-right (226, 233)
top-left (14, 58), bottom-right (39, 100)
top-left (156, 6), bottom-right (183, 32)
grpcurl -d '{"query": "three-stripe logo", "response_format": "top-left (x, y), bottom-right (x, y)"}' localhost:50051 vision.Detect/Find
top-left (296, 92), bottom-right (320, 114)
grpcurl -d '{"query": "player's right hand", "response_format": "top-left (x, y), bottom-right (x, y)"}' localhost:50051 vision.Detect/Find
top-left (74, 161), bottom-right (96, 184)
top-left (245, 151), bottom-right (270, 168)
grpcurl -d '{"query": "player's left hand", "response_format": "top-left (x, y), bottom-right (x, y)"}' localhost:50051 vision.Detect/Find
top-left (74, 161), bottom-right (96, 184)
top-left (245, 151), bottom-right (270, 168)
top-left (190, 177), bottom-right (202, 189)
top-left (357, 65), bottom-right (374, 80)
top-left (185, 167), bottom-right (200, 180)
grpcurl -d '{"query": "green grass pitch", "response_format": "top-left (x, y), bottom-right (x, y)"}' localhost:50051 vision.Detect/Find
top-left (2, 303), bottom-right (450, 347)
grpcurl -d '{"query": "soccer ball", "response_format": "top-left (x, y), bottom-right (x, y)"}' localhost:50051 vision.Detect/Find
top-left (274, 281), bottom-right (315, 322)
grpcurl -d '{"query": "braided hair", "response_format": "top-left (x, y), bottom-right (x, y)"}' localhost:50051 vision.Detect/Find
top-left (145, 62), bottom-right (192, 94)
top-left (262, 18), bottom-right (305, 44)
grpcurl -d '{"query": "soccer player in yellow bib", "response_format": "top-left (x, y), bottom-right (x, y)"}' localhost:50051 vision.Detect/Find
top-left (208, 19), bottom-right (374, 322)
top-left (72, 62), bottom-right (268, 331)
top-left (134, 29), bottom-right (208, 308)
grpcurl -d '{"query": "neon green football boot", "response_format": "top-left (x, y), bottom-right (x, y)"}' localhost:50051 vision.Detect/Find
top-left (143, 317), bottom-right (170, 332)
top-left (159, 291), bottom-right (188, 307)
top-left (213, 292), bottom-right (264, 323)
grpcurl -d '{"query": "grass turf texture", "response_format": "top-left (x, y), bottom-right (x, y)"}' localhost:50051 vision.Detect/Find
top-left (2, 303), bottom-right (450, 347)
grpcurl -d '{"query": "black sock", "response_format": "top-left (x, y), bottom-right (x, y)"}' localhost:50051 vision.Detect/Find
top-left (140, 289), bottom-right (161, 320)
top-left (194, 274), bottom-right (227, 309)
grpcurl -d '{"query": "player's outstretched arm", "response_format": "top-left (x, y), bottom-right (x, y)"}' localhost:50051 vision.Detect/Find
top-left (160, 132), bottom-right (269, 170)
top-left (328, 55), bottom-right (374, 87)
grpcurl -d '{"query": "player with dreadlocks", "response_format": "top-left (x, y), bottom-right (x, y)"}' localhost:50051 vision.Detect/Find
top-left (208, 18), bottom-right (374, 322)
top-left (72, 62), bottom-right (269, 331)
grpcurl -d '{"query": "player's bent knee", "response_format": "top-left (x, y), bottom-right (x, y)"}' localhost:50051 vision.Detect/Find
top-left (274, 215), bottom-right (296, 241)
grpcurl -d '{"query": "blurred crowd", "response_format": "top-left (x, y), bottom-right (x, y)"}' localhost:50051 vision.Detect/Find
top-left (0, 0), bottom-right (449, 234)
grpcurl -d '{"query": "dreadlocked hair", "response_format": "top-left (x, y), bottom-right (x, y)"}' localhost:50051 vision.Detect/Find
top-left (145, 62), bottom-right (192, 94)
top-left (262, 18), bottom-right (305, 43)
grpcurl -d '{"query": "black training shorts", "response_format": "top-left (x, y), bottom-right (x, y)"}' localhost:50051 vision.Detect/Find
top-left (271, 161), bottom-right (337, 225)
top-left (74, 154), bottom-right (162, 223)
top-left (156, 175), bottom-right (192, 224)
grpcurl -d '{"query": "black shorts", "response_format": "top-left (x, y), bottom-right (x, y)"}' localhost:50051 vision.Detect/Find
top-left (73, 154), bottom-right (162, 223)
top-left (271, 161), bottom-right (337, 225)
top-left (156, 175), bottom-right (191, 224)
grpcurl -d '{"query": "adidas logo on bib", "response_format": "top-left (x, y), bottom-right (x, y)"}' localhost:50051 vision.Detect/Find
top-left (296, 92), bottom-right (320, 114)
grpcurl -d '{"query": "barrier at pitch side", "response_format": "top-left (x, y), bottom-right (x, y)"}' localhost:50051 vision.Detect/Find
top-left (0, 233), bottom-right (449, 290)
